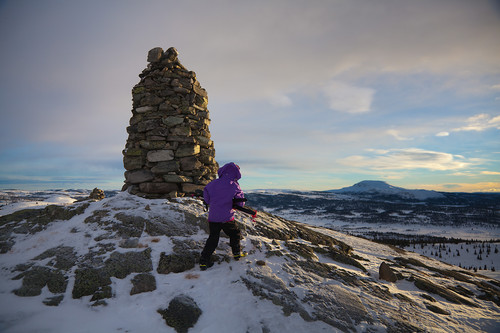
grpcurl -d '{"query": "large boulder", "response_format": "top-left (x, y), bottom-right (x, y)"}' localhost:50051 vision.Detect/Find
top-left (157, 294), bottom-right (202, 333)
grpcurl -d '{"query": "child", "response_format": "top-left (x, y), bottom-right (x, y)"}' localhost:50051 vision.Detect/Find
top-left (199, 162), bottom-right (246, 270)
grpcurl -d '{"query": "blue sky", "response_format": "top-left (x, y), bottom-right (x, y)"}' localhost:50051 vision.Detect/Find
top-left (0, 0), bottom-right (499, 192)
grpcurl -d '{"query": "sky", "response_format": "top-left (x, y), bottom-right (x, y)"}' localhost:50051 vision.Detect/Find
top-left (0, 0), bottom-right (499, 192)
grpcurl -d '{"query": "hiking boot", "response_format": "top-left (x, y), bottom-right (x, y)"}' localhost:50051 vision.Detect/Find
top-left (199, 262), bottom-right (214, 271)
top-left (233, 251), bottom-right (248, 261)
top-left (199, 257), bottom-right (214, 271)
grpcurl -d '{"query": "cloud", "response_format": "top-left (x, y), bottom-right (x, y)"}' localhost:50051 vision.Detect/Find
top-left (481, 171), bottom-right (500, 175)
top-left (453, 113), bottom-right (500, 132)
top-left (436, 132), bottom-right (450, 137)
top-left (0, 0), bottom-right (499, 191)
top-left (338, 148), bottom-right (473, 171)
top-left (270, 94), bottom-right (293, 107)
top-left (386, 129), bottom-right (413, 141)
top-left (322, 81), bottom-right (375, 113)
top-left (419, 182), bottom-right (500, 192)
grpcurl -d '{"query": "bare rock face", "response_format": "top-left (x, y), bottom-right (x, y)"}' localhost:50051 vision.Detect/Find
top-left (379, 262), bottom-right (397, 282)
top-left (123, 47), bottom-right (218, 198)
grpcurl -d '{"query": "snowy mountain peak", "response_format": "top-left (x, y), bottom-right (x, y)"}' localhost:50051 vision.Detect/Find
top-left (330, 180), bottom-right (445, 200)
top-left (344, 180), bottom-right (395, 191)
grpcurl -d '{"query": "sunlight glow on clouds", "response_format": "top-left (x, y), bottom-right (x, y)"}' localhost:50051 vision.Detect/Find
top-left (453, 113), bottom-right (500, 132)
top-left (419, 182), bottom-right (500, 193)
top-left (481, 171), bottom-right (500, 176)
top-left (339, 148), bottom-right (473, 171)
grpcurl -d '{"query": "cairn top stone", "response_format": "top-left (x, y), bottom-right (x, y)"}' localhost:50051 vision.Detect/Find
top-left (122, 47), bottom-right (218, 198)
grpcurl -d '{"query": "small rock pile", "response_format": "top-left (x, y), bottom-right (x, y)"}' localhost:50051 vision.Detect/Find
top-left (88, 188), bottom-right (105, 201)
top-left (122, 47), bottom-right (218, 198)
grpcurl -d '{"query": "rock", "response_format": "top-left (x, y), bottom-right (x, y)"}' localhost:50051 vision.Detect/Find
top-left (157, 252), bottom-right (196, 274)
top-left (157, 294), bottom-right (202, 333)
top-left (163, 175), bottom-right (191, 183)
top-left (34, 246), bottom-right (77, 271)
top-left (91, 285), bottom-right (112, 301)
top-left (125, 170), bottom-right (155, 184)
top-left (147, 47), bottom-right (164, 62)
top-left (170, 126), bottom-right (191, 136)
top-left (136, 106), bottom-right (155, 113)
top-left (139, 182), bottom-right (179, 194)
top-left (123, 155), bottom-right (143, 170)
top-left (104, 248), bottom-right (153, 279)
top-left (130, 273), bottom-right (157, 295)
top-left (425, 303), bottom-right (451, 315)
top-left (151, 161), bottom-right (180, 174)
top-left (119, 238), bottom-right (140, 248)
top-left (72, 267), bottom-right (111, 299)
top-left (165, 46), bottom-right (179, 62)
top-left (146, 150), bottom-right (174, 162)
top-left (193, 82), bottom-right (207, 97)
top-left (123, 47), bottom-right (218, 197)
top-left (181, 183), bottom-right (205, 194)
top-left (123, 148), bottom-right (143, 156)
top-left (304, 284), bottom-right (369, 332)
top-left (89, 188), bottom-right (105, 200)
top-left (414, 277), bottom-right (476, 306)
top-left (175, 145), bottom-right (200, 158)
top-left (162, 116), bottom-right (185, 127)
top-left (43, 295), bottom-right (64, 306)
top-left (196, 136), bottom-right (212, 148)
top-left (13, 266), bottom-right (68, 297)
top-left (180, 156), bottom-right (202, 171)
top-left (379, 262), bottom-right (397, 282)
top-left (140, 140), bottom-right (167, 150)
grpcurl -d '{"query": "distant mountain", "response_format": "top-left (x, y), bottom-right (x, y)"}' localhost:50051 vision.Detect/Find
top-left (328, 180), bottom-right (445, 200)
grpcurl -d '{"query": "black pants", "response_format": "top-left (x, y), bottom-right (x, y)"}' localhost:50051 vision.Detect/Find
top-left (200, 220), bottom-right (241, 263)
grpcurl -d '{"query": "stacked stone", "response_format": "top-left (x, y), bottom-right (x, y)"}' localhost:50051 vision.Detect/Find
top-left (122, 47), bottom-right (218, 198)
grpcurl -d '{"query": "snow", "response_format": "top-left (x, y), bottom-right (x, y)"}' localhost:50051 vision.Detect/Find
top-left (0, 192), bottom-right (335, 333)
top-left (404, 242), bottom-right (500, 280)
top-left (1, 190), bottom-right (499, 332)
top-left (0, 190), bottom-right (84, 217)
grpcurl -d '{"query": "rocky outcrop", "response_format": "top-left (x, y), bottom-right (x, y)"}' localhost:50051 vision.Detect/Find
top-left (123, 47), bottom-right (218, 198)
top-left (0, 202), bottom-right (89, 253)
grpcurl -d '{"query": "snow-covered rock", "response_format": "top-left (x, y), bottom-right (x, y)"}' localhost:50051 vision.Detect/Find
top-left (0, 192), bottom-right (499, 332)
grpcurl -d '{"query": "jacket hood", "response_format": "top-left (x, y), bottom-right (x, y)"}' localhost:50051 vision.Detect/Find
top-left (217, 162), bottom-right (241, 180)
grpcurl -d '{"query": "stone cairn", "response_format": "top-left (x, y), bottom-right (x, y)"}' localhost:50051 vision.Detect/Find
top-left (122, 47), bottom-right (218, 198)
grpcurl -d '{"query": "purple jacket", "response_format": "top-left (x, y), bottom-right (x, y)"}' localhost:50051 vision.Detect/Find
top-left (203, 162), bottom-right (245, 222)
